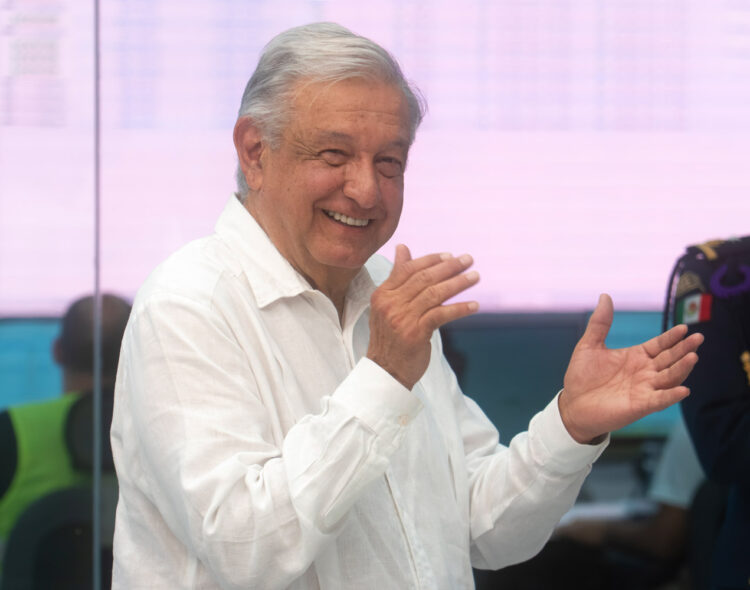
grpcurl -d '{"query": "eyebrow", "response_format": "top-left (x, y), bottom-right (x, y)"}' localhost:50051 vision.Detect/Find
top-left (312, 130), bottom-right (410, 150)
top-left (313, 130), bottom-right (353, 143)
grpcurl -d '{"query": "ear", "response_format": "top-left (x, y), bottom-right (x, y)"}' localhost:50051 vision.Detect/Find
top-left (233, 117), bottom-right (265, 192)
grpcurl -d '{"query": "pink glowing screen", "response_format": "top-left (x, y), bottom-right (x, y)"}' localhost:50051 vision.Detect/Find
top-left (2, 1), bottom-right (750, 316)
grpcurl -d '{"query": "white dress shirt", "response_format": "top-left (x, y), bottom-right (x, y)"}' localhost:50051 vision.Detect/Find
top-left (110, 195), bottom-right (607, 589)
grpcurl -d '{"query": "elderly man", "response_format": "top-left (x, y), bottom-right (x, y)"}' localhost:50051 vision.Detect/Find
top-left (0, 294), bottom-right (131, 569)
top-left (110, 23), bottom-right (703, 589)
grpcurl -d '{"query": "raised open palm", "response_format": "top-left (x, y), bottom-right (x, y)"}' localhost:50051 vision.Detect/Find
top-left (559, 294), bottom-right (704, 443)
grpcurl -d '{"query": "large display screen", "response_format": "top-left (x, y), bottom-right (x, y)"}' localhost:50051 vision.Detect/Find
top-left (3, 0), bottom-right (750, 314)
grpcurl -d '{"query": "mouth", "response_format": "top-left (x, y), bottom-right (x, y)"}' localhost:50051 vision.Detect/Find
top-left (324, 209), bottom-right (370, 227)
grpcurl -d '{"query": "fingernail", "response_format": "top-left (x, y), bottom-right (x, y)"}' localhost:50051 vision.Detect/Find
top-left (459, 254), bottom-right (472, 266)
top-left (468, 301), bottom-right (479, 311)
top-left (440, 252), bottom-right (452, 260)
top-left (466, 270), bottom-right (479, 283)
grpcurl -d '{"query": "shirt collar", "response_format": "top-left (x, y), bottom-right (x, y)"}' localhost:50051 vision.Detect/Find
top-left (215, 195), bottom-right (378, 309)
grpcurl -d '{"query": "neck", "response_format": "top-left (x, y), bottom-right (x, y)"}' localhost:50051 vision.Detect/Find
top-left (243, 198), bottom-right (355, 323)
top-left (308, 275), bottom-right (350, 324)
top-left (63, 371), bottom-right (113, 394)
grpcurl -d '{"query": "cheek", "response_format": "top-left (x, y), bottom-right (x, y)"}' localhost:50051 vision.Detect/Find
top-left (277, 171), bottom-right (341, 224)
top-left (381, 180), bottom-right (404, 217)
top-left (304, 165), bottom-right (345, 194)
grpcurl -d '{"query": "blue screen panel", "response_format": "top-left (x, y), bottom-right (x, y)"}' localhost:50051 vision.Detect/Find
top-left (444, 311), bottom-right (678, 443)
top-left (0, 318), bottom-right (62, 411)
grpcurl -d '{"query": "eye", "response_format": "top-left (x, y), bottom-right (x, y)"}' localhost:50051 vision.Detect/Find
top-left (376, 156), bottom-right (404, 178)
top-left (320, 150), bottom-right (347, 166)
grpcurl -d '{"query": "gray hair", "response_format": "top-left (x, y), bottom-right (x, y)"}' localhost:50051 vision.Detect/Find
top-left (234, 22), bottom-right (427, 198)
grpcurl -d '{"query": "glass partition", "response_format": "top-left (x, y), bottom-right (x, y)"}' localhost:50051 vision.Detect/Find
top-left (0, 0), bottom-right (104, 586)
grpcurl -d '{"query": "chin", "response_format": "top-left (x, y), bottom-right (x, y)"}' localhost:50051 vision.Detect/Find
top-left (320, 249), bottom-right (375, 271)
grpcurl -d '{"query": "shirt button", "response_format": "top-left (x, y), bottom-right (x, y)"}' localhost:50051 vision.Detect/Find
top-left (398, 415), bottom-right (410, 427)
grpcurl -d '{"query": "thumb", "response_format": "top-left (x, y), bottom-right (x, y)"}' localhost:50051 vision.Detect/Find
top-left (394, 243), bottom-right (412, 266)
top-left (381, 244), bottom-right (414, 288)
top-left (581, 293), bottom-right (614, 348)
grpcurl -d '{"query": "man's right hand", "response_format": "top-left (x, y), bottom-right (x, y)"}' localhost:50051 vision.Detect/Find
top-left (367, 244), bottom-right (480, 390)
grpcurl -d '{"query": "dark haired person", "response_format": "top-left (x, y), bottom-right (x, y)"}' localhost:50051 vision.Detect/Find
top-left (0, 294), bottom-right (131, 560)
top-left (676, 237), bottom-right (750, 590)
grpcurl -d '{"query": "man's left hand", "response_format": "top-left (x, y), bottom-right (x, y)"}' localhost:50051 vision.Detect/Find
top-left (559, 294), bottom-right (704, 444)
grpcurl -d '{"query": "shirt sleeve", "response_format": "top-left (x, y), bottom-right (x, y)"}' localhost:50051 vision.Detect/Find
top-left (432, 348), bottom-right (607, 570)
top-left (112, 293), bottom-right (421, 590)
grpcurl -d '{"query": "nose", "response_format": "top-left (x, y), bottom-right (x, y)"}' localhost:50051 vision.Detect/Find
top-left (343, 158), bottom-right (380, 209)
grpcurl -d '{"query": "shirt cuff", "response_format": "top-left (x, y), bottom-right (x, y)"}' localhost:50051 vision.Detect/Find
top-left (529, 391), bottom-right (609, 475)
top-left (332, 357), bottom-right (423, 445)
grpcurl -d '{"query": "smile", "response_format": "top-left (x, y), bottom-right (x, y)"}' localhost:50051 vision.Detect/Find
top-left (324, 210), bottom-right (370, 227)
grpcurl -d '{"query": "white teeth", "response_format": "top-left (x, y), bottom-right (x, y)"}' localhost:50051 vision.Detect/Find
top-left (326, 210), bottom-right (369, 227)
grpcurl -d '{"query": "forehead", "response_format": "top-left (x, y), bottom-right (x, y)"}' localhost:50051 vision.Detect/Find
top-left (286, 78), bottom-right (411, 146)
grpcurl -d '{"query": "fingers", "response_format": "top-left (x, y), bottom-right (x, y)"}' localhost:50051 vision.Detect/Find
top-left (383, 245), bottom-right (478, 304)
top-left (653, 351), bottom-right (699, 390)
top-left (579, 294), bottom-right (614, 348)
top-left (368, 245), bottom-right (480, 389)
top-left (651, 331), bottom-right (704, 371)
top-left (383, 247), bottom-right (451, 289)
top-left (642, 324), bottom-right (689, 358)
top-left (371, 245), bottom-right (480, 332)
top-left (647, 327), bottom-right (702, 392)
top-left (420, 299), bottom-right (480, 333)
top-left (405, 256), bottom-right (476, 303)
top-left (410, 267), bottom-right (479, 315)
top-left (645, 385), bottom-right (691, 414)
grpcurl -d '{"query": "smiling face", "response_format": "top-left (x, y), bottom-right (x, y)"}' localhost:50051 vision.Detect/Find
top-left (235, 78), bottom-right (411, 302)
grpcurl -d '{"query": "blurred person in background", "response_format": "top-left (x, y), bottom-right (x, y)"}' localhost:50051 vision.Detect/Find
top-left (676, 236), bottom-right (750, 590)
top-left (554, 414), bottom-right (703, 589)
top-left (0, 293), bottom-right (131, 563)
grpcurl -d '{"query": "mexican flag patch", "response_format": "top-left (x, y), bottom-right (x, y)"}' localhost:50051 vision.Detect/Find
top-left (676, 293), bottom-right (712, 325)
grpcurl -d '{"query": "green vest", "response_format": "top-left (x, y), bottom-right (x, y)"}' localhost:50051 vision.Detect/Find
top-left (0, 394), bottom-right (90, 541)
